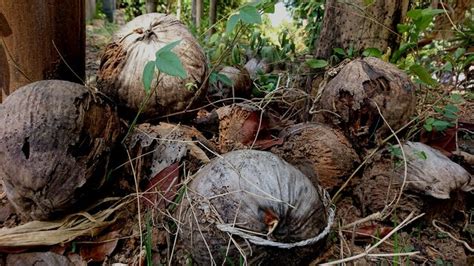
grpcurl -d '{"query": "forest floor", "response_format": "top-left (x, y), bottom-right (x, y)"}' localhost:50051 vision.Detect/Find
top-left (0, 14), bottom-right (472, 265)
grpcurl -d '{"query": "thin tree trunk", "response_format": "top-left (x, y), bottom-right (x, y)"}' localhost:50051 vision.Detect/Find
top-left (191, 0), bottom-right (197, 25)
top-left (146, 0), bottom-right (158, 13)
top-left (196, 0), bottom-right (203, 28)
top-left (176, 0), bottom-right (182, 20)
top-left (85, 0), bottom-right (96, 21)
top-left (0, 0), bottom-right (85, 103)
top-left (209, 0), bottom-right (217, 36)
top-left (315, 0), bottom-right (409, 59)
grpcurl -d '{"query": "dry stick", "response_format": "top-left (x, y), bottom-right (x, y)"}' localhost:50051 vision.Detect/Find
top-left (320, 212), bottom-right (425, 265)
top-left (124, 147), bottom-right (144, 266)
top-left (432, 220), bottom-right (474, 252)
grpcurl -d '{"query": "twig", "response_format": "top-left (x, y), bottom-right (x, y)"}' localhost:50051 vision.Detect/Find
top-left (320, 212), bottom-right (424, 265)
top-left (432, 220), bottom-right (474, 252)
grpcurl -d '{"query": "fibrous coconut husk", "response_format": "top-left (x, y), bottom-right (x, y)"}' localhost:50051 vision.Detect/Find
top-left (271, 123), bottom-right (360, 191)
top-left (315, 57), bottom-right (416, 148)
top-left (0, 80), bottom-right (121, 220)
top-left (124, 123), bottom-right (213, 209)
top-left (216, 104), bottom-right (282, 153)
top-left (354, 142), bottom-right (472, 221)
top-left (97, 13), bottom-right (208, 118)
top-left (177, 150), bottom-right (332, 265)
top-left (210, 66), bottom-right (252, 99)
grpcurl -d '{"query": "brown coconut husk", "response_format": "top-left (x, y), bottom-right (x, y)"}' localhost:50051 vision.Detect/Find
top-left (176, 150), bottom-right (333, 265)
top-left (354, 142), bottom-right (472, 222)
top-left (0, 80), bottom-right (121, 220)
top-left (97, 13), bottom-right (208, 119)
top-left (314, 57), bottom-right (416, 149)
top-left (208, 66), bottom-right (252, 99)
top-left (271, 123), bottom-right (360, 191)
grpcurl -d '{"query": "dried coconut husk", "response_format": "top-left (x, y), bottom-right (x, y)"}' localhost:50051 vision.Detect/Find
top-left (209, 66), bottom-right (252, 99)
top-left (0, 80), bottom-right (121, 220)
top-left (354, 142), bottom-right (472, 221)
top-left (315, 57), bottom-right (416, 148)
top-left (97, 13), bottom-right (208, 119)
top-left (123, 123), bottom-right (213, 208)
top-left (216, 103), bottom-right (281, 153)
top-left (271, 123), bottom-right (360, 191)
top-left (176, 150), bottom-right (334, 265)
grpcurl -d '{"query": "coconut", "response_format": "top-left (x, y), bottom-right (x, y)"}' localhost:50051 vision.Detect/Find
top-left (0, 80), bottom-right (121, 220)
top-left (271, 123), bottom-right (360, 190)
top-left (211, 66), bottom-right (252, 99)
top-left (97, 13), bottom-right (208, 118)
top-left (315, 57), bottom-right (416, 148)
top-left (177, 150), bottom-right (333, 265)
top-left (354, 142), bottom-right (473, 220)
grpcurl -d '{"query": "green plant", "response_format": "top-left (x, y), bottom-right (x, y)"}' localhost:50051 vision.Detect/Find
top-left (423, 94), bottom-right (463, 132)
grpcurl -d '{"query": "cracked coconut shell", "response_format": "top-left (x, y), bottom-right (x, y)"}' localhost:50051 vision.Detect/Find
top-left (97, 13), bottom-right (208, 118)
top-left (271, 123), bottom-right (360, 191)
top-left (177, 150), bottom-right (331, 265)
top-left (0, 80), bottom-right (121, 220)
top-left (316, 57), bottom-right (416, 148)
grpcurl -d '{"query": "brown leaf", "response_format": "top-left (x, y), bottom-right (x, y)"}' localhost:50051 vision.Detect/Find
top-left (143, 162), bottom-right (180, 208)
top-left (79, 230), bottom-right (120, 262)
top-left (420, 127), bottom-right (457, 156)
top-left (343, 225), bottom-right (393, 240)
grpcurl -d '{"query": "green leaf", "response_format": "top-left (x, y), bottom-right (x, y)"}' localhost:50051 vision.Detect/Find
top-left (444, 104), bottom-right (459, 114)
top-left (239, 6), bottom-right (262, 24)
top-left (142, 61), bottom-right (155, 94)
top-left (306, 59), bottom-right (328, 69)
top-left (333, 47), bottom-right (346, 57)
top-left (450, 94), bottom-right (464, 104)
top-left (432, 120), bottom-right (451, 131)
top-left (226, 14), bottom-right (240, 34)
top-left (423, 123), bottom-right (433, 132)
top-left (453, 48), bottom-right (466, 60)
top-left (409, 64), bottom-right (438, 87)
top-left (156, 40), bottom-right (181, 56)
top-left (407, 9), bottom-right (422, 20)
top-left (155, 51), bottom-right (187, 79)
top-left (362, 48), bottom-right (383, 58)
top-left (415, 150), bottom-right (428, 160)
top-left (421, 8), bottom-right (445, 17)
top-left (425, 117), bottom-right (435, 125)
top-left (391, 42), bottom-right (416, 63)
top-left (217, 73), bottom-right (233, 87)
top-left (397, 24), bottom-right (410, 33)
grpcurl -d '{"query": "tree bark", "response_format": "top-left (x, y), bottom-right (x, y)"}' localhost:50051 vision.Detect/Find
top-left (191, 0), bottom-right (197, 25)
top-left (85, 0), bottom-right (96, 21)
top-left (0, 0), bottom-right (85, 103)
top-left (315, 0), bottom-right (409, 59)
top-left (176, 0), bottom-right (182, 20)
top-left (209, 0), bottom-right (217, 36)
top-left (195, 0), bottom-right (203, 28)
top-left (146, 0), bottom-right (158, 13)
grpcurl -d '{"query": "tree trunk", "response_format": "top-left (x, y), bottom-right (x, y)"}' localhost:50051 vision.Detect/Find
top-left (191, 0), bottom-right (196, 25)
top-left (85, 0), bottom-right (96, 21)
top-left (146, 0), bottom-right (158, 13)
top-left (209, 0), bottom-right (217, 36)
top-left (195, 0), bottom-right (203, 28)
top-left (315, 0), bottom-right (409, 59)
top-left (176, 0), bottom-right (182, 20)
top-left (0, 0), bottom-right (85, 103)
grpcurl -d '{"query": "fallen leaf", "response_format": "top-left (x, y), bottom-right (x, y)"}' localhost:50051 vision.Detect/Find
top-left (143, 162), bottom-right (180, 208)
top-left (343, 225), bottom-right (393, 240)
top-left (79, 230), bottom-right (120, 262)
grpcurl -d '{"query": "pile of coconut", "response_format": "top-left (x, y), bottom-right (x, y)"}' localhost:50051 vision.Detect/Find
top-left (0, 13), bottom-right (472, 265)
